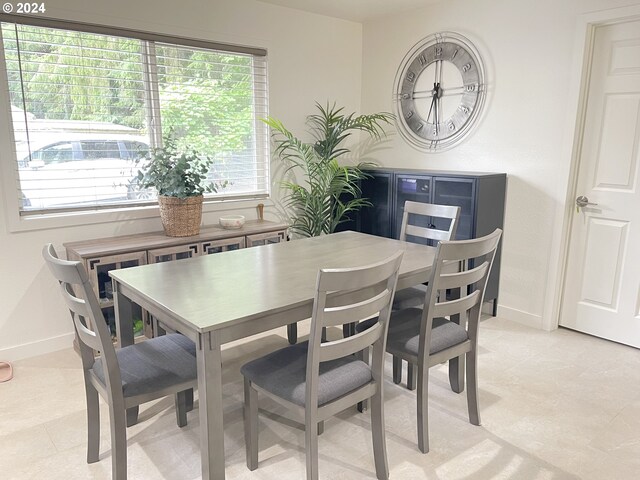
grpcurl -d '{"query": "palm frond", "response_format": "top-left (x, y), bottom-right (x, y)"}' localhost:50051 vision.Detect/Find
top-left (263, 104), bottom-right (393, 237)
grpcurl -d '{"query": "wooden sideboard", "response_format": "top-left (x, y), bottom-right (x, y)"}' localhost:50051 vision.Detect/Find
top-left (65, 220), bottom-right (288, 339)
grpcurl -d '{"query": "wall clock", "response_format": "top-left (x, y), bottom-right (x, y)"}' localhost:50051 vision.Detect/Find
top-left (393, 32), bottom-right (486, 151)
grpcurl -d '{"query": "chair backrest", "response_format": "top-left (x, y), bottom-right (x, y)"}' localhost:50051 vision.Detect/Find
top-left (399, 200), bottom-right (461, 246)
top-left (420, 229), bottom-right (502, 358)
top-left (306, 251), bottom-right (404, 400)
top-left (42, 244), bottom-right (121, 390)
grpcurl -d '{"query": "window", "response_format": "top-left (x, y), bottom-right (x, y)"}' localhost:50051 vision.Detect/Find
top-left (0, 17), bottom-right (269, 215)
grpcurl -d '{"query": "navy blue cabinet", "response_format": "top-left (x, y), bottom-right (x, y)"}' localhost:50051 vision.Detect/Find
top-left (353, 168), bottom-right (506, 315)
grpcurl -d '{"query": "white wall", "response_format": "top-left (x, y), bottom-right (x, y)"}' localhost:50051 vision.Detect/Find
top-left (0, 0), bottom-right (363, 359)
top-left (360, 0), bottom-right (640, 329)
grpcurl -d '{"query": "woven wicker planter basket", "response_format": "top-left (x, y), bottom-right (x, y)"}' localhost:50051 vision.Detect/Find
top-left (158, 195), bottom-right (204, 237)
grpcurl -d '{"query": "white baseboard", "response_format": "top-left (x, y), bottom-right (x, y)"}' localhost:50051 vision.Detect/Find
top-left (496, 305), bottom-right (544, 330)
top-left (0, 332), bottom-right (75, 362)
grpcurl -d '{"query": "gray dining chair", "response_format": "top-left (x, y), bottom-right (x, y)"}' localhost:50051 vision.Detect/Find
top-left (241, 251), bottom-right (404, 480)
top-left (392, 200), bottom-right (461, 310)
top-left (42, 244), bottom-right (197, 480)
top-left (385, 228), bottom-right (502, 453)
top-left (357, 201), bottom-right (461, 393)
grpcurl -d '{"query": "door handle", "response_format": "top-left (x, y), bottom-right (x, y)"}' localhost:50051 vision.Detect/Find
top-left (576, 195), bottom-right (598, 208)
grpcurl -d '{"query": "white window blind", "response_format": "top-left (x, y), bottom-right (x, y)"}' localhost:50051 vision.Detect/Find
top-left (0, 17), bottom-right (269, 216)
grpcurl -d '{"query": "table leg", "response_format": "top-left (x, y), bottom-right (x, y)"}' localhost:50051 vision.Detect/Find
top-left (448, 356), bottom-right (465, 394)
top-left (114, 280), bottom-right (134, 348)
top-left (197, 331), bottom-right (226, 480)
top-left (114, 281), bottom-right (139, 424)
top-left (287, 323), bottom-right (297, 344)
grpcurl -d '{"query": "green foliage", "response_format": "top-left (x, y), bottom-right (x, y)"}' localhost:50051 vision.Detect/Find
top-left (155, 44), bottom-right (254, 156)
top-left (1, 24), bottom-right (255, 161)
top-left (136, 134), bottom-right (227, 198)
top-left (133, 319), bottom-right (144, 336)
top-left (264, 103), bottom-right (394, 238)
top-left (2, 24), bottom-right (146, 128)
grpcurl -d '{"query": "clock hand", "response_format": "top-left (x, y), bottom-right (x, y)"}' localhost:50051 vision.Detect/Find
top-left (409, 88), bottom-right (439, 98)
top-left (435, 92), bottom-right (439, 137)
top-left (434, 82), bottom-right (442, 137)
top-left (425, 91), bottom-right (436, 125)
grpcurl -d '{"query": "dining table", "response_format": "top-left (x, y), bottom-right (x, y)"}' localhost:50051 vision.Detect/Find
top-left (110, 230), bottom-right (439, 480)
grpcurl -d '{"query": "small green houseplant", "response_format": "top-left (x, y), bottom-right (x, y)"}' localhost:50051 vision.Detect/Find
top-left (264, 103), bottom-right (393, 238)
top-left (136, 134), bottom-right (224, 237)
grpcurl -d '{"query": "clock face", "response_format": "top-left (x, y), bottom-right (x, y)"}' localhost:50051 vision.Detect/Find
top-left (393, 32), bottom-right (486, 151)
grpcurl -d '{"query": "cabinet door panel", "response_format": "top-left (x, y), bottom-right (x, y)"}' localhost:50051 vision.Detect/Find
top-left (432, 177), bottom-right (475, 239)
top-left (201, 237), bottom-right (245, 255)
top-left (148, 244), bottom-right (200, 264)
top-left (246, 230), bottom-right (286, 247)
top-left (359, 172), bottom-right (393, 238)
top-left (395, 175), bottom-right (433, 239)
top-left (86, 251), bottom-right (147, 338)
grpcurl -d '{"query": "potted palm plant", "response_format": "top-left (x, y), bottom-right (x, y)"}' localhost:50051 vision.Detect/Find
top-left (136, 134), bottom-right (225, 237)
top-left (264, 103), bottom-right (393, 238)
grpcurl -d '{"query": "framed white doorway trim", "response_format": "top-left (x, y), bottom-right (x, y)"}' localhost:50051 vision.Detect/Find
top-left (544, 3), bottom-right (640, 332)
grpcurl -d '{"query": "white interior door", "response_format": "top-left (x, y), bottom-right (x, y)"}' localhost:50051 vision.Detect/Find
top-left (560, 18), bottom-right (640, 348)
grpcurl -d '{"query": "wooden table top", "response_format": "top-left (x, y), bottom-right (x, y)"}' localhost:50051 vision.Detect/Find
top-left (110, 231), bottom-right (435, 333)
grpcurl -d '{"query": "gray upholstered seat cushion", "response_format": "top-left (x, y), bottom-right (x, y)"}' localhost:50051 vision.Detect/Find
top-left (240, 342), bottom-right (372, 407)
top-left (392, 285), bottom-right (427, 310)
top-left (385, 308), bottom-right (469, 357)
top-left (92, 333), bottom-right (196, 398)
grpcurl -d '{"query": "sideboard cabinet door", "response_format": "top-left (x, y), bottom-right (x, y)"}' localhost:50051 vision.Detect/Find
top-left (148, 243), bottom-right (201, 263)
top-left (246, 230), bottom-right (286, 247)
top-left (86, 251), bottom-right (148, 338)
top-left (202, 237), bottom-right (246, 255)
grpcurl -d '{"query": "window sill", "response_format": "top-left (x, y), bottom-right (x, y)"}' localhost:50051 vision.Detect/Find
top-left (5, 196), bottom-right (275, 233)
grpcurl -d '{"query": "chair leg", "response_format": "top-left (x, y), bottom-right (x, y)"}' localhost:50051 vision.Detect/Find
top-left (85, 382), bottom-right (100, 464)
top-left (287, 323), bottom-right (297, 345)
top-left (317, 421), bottom-right (324, 435)
top-left (185, 388), bottom-right (194, 412)
top-left (392, 356), bottom-right (402, 385)
top-left (448, 355), bottom-right (465, 394)
top-left (108, 402), bottom-right (128, 480)
top-left (466, 350), bottom-right (481, 426)
top-left (175, 390), bottom-right (188, 428)
top-left (370, 390), bottom-right (389, 480)
top-left (305, 414), bottom-right (319, 480)
top-left (357, 347), bottom-right (369, 412)
top-left (244, 378), bottom-right (259, 471)
top-left (125, 406), bottom-right (139, 427)
top-left (407, 363), bottom-right (417, 391)
top-left (416, 363), bottom-right (430, 454)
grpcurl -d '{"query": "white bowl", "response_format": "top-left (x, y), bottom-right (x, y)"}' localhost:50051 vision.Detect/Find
top-left (219, 215), bottom-right (245, 229)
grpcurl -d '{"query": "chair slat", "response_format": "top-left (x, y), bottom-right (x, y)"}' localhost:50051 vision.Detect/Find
top-left (405, 201), bottom-right (460, 219)
top-left (438, 230), bottom-right (502, 262)
top-left (405, 224), bottom-right (450, 242)
top-left (432, 290), bottom-right (481, 319)
top-left (318, 251), bottom-right (404, 292)
top-left (319, 322), bottom-right (383, 362)
top-left (322, 289), bottom-right (392, 328)
top-left (435, 262), bottom-right (489, 290)
top-left (59, 283), bottom-right (103, 351)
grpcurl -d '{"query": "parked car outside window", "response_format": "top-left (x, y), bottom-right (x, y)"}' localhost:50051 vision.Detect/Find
top-left (18, 133), bottom-right (150, 210)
